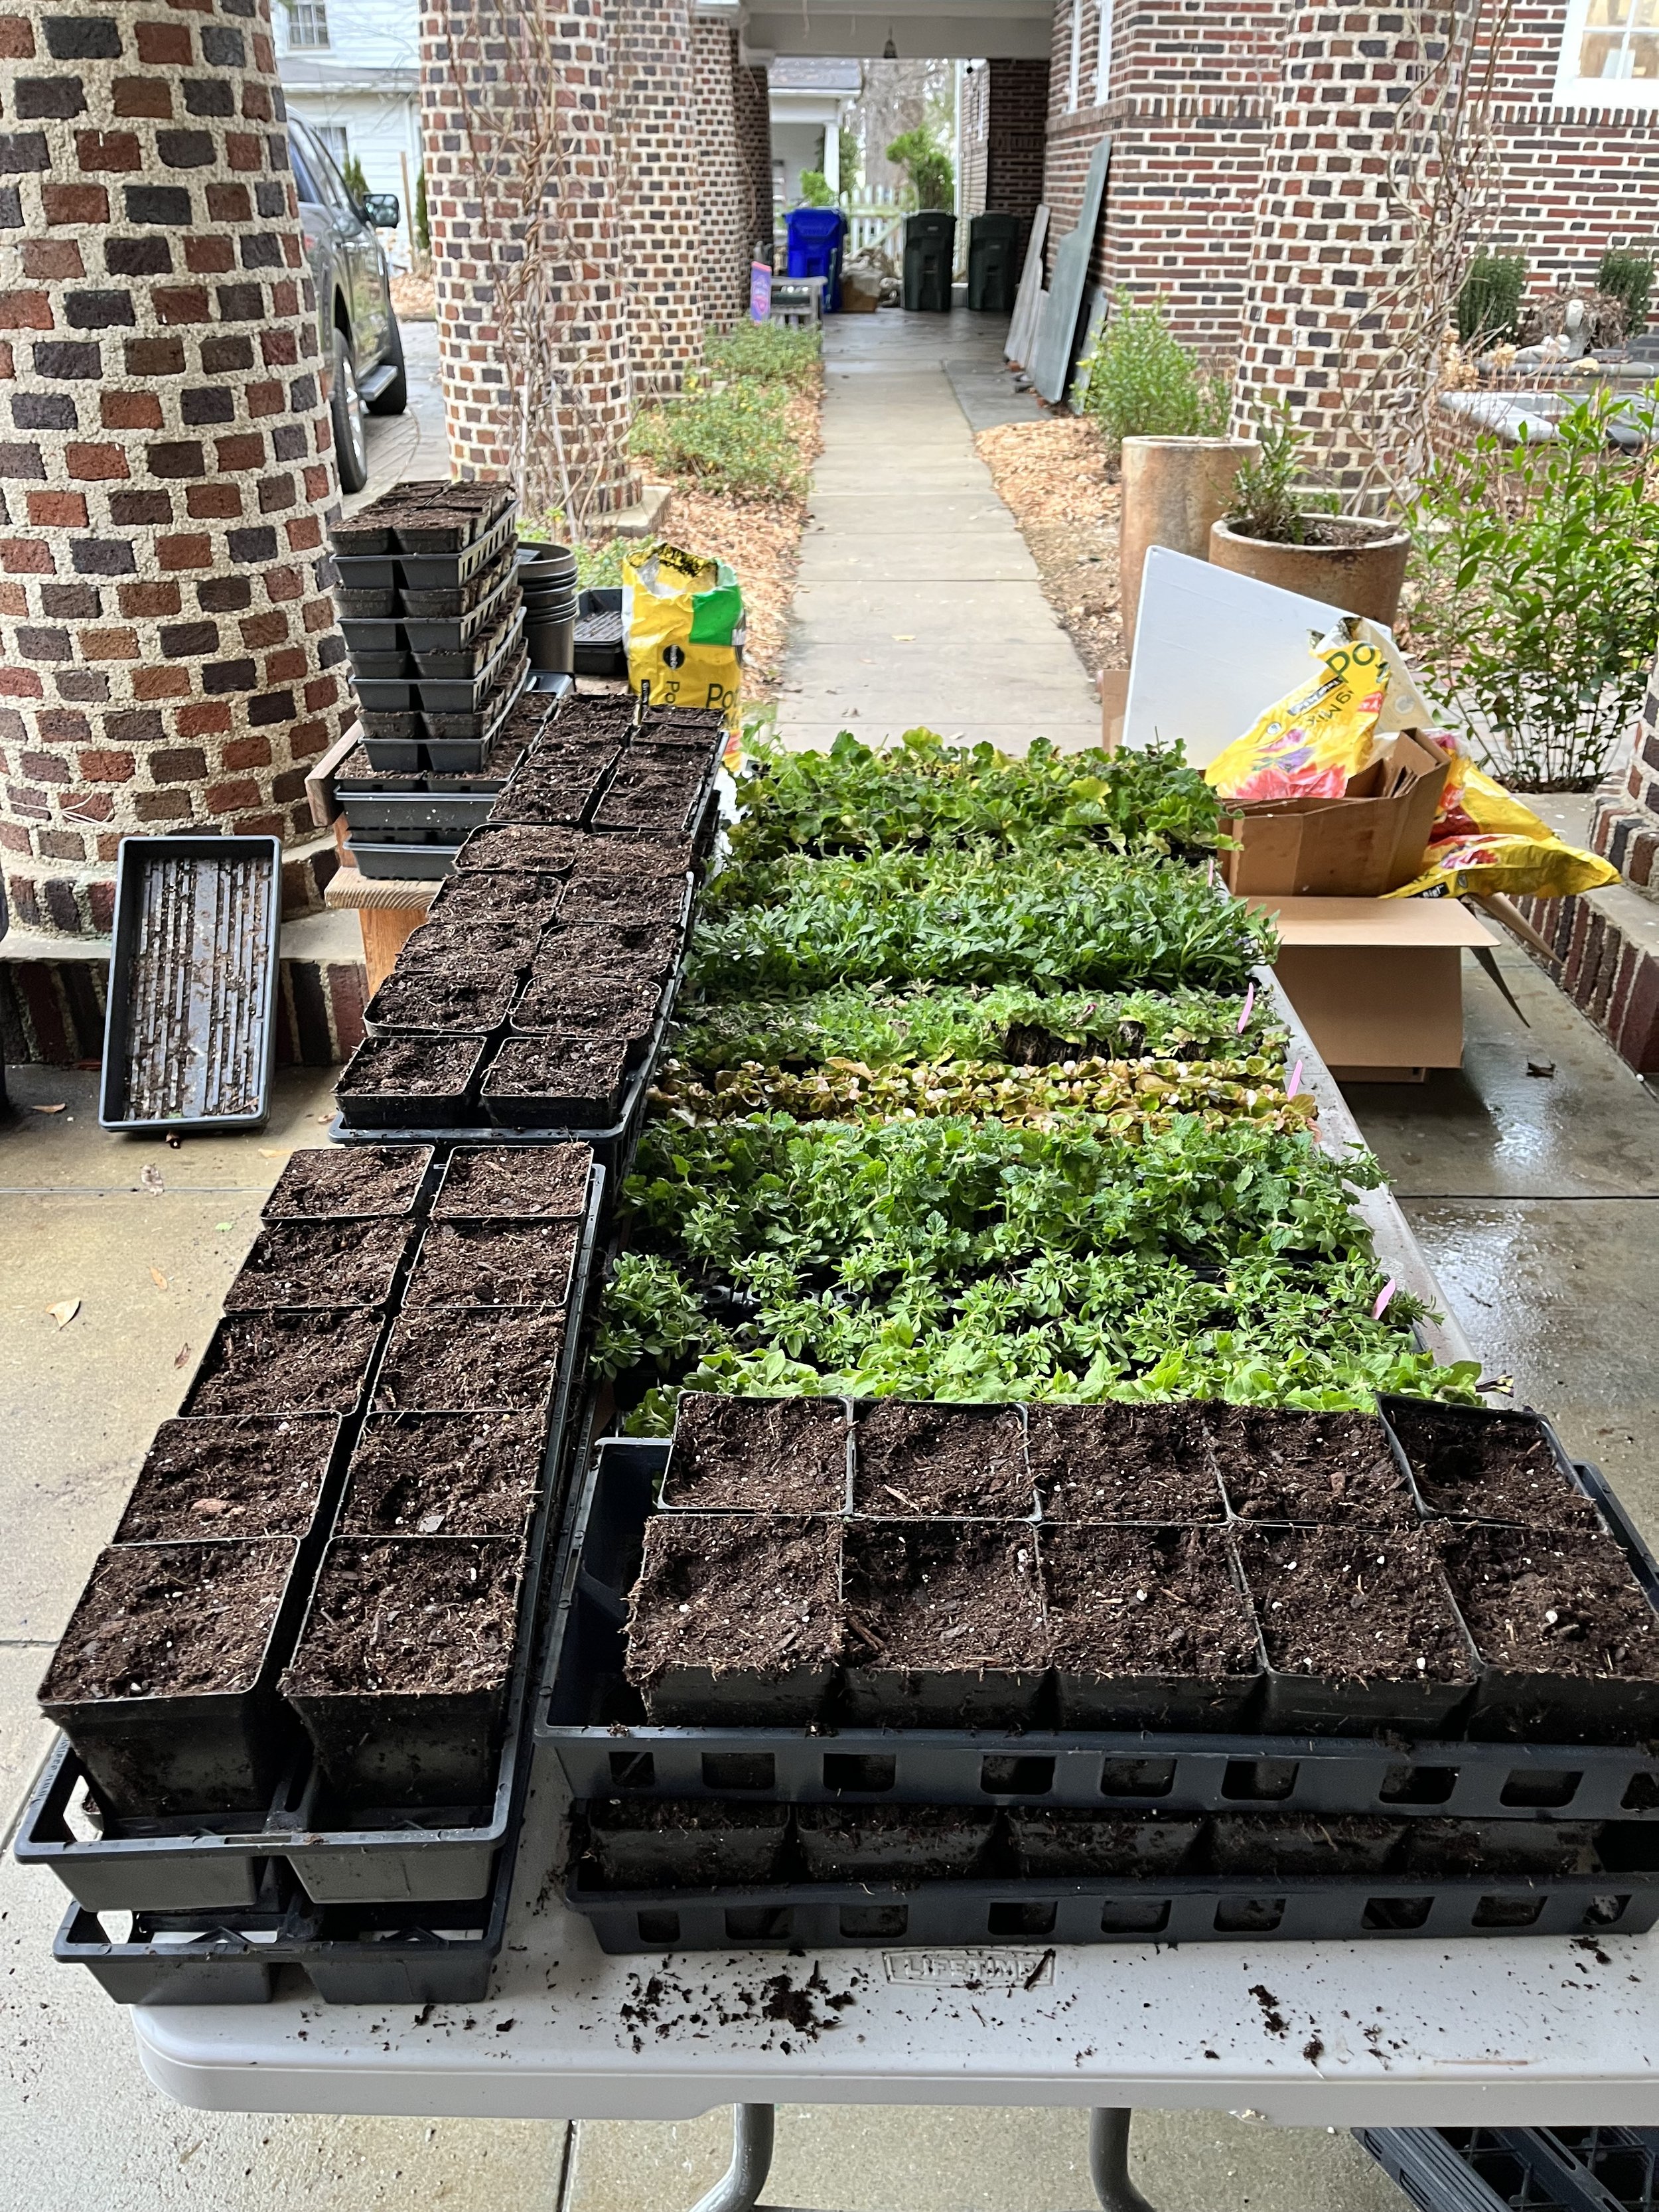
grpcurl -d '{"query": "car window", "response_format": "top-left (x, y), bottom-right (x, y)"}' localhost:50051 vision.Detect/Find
top-left (305, 128), bottom-right (356, 214)
top-left (288, 128), bottom-right (324, 208)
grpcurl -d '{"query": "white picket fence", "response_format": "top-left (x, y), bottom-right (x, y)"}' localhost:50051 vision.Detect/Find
top-left (846, 185), bottom-right (906, 259)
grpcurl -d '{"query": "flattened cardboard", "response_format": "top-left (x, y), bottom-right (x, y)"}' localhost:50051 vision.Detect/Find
top-left (1220, 730), bottom-right (1451, 898)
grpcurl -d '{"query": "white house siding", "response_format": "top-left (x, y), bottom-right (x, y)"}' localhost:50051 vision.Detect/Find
top-left (277, 0), bottom-right (423, 266)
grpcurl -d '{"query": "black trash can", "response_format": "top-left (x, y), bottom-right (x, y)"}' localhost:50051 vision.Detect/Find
top-left (968, 212), bottom-right (1021, 314)
top-left (902, 210), bottom-right (956, 313)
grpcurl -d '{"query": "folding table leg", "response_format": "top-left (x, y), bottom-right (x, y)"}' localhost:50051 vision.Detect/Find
top-left (687, 2104), bottom-right (776, 2212)
top-left (1090, 2110), bottom-right (1160, 2212)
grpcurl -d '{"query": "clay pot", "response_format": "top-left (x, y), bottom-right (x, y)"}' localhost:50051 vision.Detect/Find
top-left (1118, 437), bottom-right (1252, 647)
top-left (1208, 515), bottom-right (1411, 627)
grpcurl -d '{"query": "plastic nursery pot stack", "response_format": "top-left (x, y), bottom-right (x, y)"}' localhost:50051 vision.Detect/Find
top-left (541, 1395), bottom-right (1659, 1953)
top-left (27, 1140), bottom-right (601, 2002)
top-left (332, 692), bottom-right (727, 1148)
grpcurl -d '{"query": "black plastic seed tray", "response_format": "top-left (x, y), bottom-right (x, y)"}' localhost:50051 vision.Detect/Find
top-left (100, 834), bottom-right (283, 1135)
top-left (52, 1830), bottom-right (517, 2006)
top-left (354, 607), bottom-right (526, 714)
top-left (345, 838), bottom-right (459, 882)
top-left (342, 792), bottom-right (499, 842)
top-left (20, 1164), bottom-right (605, 1913)
top-left (536, 1440), bottom-right (1659, 1816)
top-left (339, 570), bottom-right (518, 658)
top-left (575, 588), bottom-right (628, 678)
top-left (331, 507), bottom-right (517, 593)
top-left (1356, 2126), bottom-right (1659, 2212)
top-left (356, 660), bottom-right (531, 773)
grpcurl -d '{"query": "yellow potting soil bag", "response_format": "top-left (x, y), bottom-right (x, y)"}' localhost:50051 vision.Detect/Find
top-left (622, 542), bottom-right (745, 719)
top-left (1384, 744), bottom-right (1619, 900)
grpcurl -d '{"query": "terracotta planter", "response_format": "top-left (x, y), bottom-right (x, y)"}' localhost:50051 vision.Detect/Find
top-left (1119, 437), bottom-right (1252, 648)
top-left (1208, 516), bottom-right (1411, 626)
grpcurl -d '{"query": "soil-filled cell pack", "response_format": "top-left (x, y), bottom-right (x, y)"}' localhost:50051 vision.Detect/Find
top-left (1211, 1408), bottom-right (1416, 1526)
top-left (373, 1309), bottom-right (565, 1412)
top-left (342, 1410), bottom-right (545, 1538)
top-left (841, 1520), bottom-right (1047, 1726)
top-left (1026, 1402), bottom-right (1224, 1522)
top-left (662, 1393), bottom-right (849, 1514)
top-left (262, 1144), bottom-right (432, 1221)
top-left (224, 1217), bottom-right (414, 1311)
top-left (433, 1143), bottom-right (592, 1219)
top-left (186, 1309), bottom-right (382, 1416)
top-left (116, 1414), bottom-right (340, 1543)
top-left (405, 1218), bottom-right (579, 1308)
top-left (851, 1401), bottom-right (1031, 1518)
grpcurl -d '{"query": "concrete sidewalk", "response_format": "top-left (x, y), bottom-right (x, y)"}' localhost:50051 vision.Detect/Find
top-left (775, 311), bottom-right (1102, 754)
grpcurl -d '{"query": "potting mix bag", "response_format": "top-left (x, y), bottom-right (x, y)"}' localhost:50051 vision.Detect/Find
top-left (1205, 617), bottom-right (1617, 901)
top-left (622, 542), bottom-right (745, 720)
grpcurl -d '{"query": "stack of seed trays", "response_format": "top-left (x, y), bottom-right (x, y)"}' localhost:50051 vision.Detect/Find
top-left (540, 1398), bottom-right (1659, 1954)
top-left (328, 480), bottom-right (528, 773)
top-left (22, 1140), bottom-right (605, 2006)
top-left (334, 694), bottom-right (546, 881)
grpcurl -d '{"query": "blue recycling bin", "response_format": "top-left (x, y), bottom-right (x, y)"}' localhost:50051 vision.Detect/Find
top-left (786, 206), bottom-right (848, 313)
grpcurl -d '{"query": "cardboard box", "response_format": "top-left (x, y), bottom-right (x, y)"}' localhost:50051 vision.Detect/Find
top-left (1250, 895), bottom-right (1499, 1081)
top-left (1220, 729), bottom-right (1450, 898)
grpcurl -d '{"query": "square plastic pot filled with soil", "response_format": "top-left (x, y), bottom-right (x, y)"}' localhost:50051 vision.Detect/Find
top-left (851, 1401), bottom-right (1032, 1520)
top-left (624, 1513), bottom-right (843, 1725)
top-left (38, 1539), bottom-right (303, 1818)
top-left (1234, 1526), bottom-right (1479, 1737)
top-left (185, 1308), bottom-right (382, 1418)
top-left (336, 1036), bottom-right (487, 1130)
top-left (455, 824), bottom-right (582, 874)
top-left (1437, 1522), bottom-right (1659, 1743)
top-left (660, 1394), bottom-right (850, 1514)
top-left (115, 1414), bottom-right (342, 1544)
top-left (571, 834), bottom-right (693, 883)
top-left (508, 969), bottom-right (662, 1042)
top-left (1027, 1403), bottom-right (1224, 1523)
top-left (794, 1806), bottom-right (996, 1885)
top-left (488, 761), bottom-right (611, 828)
top-left (365, 960), bottom-right (522, 1039)
top-left (433, 1143), bottom-right (592, 1220)
top-left (224, 1216), bottom-right (415, 1312)
top-left (578, 1798), bottom-right (790, 1891)
top-left (841, 1520), bottom-right (1048, 1728)
top-left (280, 1536), bottom-right (525, 1806)
top-left (1210, 1408), bottom-right (1418, 1527)
top-left (262, 1144), bottom-right (433, 1222)
top-left (373, 1309), bottom-right (566, 1414)
top-left (427, 869), bottom-right (566, 936)
top-left (341, 1410), bottom-right (545, 1540)
top-left (1382, 1398), bottom-right (1599, 1528)
top-left (405, 1217), bottom-right (579, 1309)
top-left (1206, 1814), bottom-right (1406, 1878)
top-left (1007, 1809), bottom-right (1202, 1878)
top-left (482, 1034), bottom-right (632, 1128)
top-left (394, 915), bottom-right (540, 978)
top-left (1039, 1522), bottom-right (1261, 1730)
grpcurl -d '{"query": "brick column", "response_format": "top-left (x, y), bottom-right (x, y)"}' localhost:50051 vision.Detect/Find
top-left (692, 17), bottom-right (747, 334)
top-left (733, 56), bottom-right (774, 269)
top-left (419, 0), bottom-right (636, 520)
top-left (1232, 7), bottom-right (1421, 487)
top-left (614, 0), bottom-right (703, 396)
top-left (1592, 654), bottom-right (1659, 896)
top-left (0, 0), bottom-right (348, 938)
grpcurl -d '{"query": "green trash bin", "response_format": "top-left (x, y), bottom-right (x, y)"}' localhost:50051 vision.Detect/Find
top-left (902, 210), bottom-right (956, 313)
top-left (968, 212), bottom-right (1021, 314)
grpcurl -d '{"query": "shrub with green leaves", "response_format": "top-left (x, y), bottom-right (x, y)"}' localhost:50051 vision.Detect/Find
top-left (1079, 293), bottom-right (1232, 455)
top-left (727, 728), bottom-right (1226, 867)
top-left (630, 325), bottom-right (821, 502)
top-left (886, 124), bottom-right (953, 211)
top-left (1597, 248), bottom-right (1655, 336)
top-left (1457, 254), bottom-right (1528, 348)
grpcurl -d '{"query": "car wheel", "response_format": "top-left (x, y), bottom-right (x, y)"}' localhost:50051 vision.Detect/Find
top-left (366, 311), bottom-right (407, 417)
top-left (330, 325), bottom-right (369, 493)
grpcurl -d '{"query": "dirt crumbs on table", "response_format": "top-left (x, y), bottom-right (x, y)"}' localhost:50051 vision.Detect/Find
top-left (613, 1962), bottom-right (863, 2054)
top-left (974, 417), bottom-right (1123, 679)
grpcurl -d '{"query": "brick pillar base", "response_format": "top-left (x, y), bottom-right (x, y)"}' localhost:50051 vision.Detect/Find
top-left (615, 0), bottom-right (703, 396)
top-left (0, 0), bottom-right (348, 939)
top-left (734, 57), bottom-right (774, 269)
top-left (693, 18), bottom-right (748, 336)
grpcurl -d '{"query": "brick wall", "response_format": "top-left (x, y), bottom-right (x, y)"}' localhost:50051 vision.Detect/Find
top-left (0, 0), bottom-right (349, 940)
top-left (615, 0), bottom-right (703, 396)
top-left (734, 58), bottom-right (774, 268)
top-left (691, 17), bottom-right (747, 334)
top-left (969, 57), bottom-right (1048, 266)
top-left (419, 0), bottom-right (636, 519)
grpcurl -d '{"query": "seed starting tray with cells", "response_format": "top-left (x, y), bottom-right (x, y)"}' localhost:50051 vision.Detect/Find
top-left (1355, 2127), bottom-right (1659, 2212)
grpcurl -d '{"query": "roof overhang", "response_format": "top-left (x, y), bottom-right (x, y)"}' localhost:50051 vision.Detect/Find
top-left (743, 1), bottom-right (1052, 60)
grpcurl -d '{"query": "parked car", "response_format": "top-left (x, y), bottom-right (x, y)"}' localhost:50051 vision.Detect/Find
top-left (287, 114), bottom-right (407, 493)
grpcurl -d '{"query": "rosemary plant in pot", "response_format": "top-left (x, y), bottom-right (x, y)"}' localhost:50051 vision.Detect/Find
top-left (1210, 405), bottom-right (1411, 624)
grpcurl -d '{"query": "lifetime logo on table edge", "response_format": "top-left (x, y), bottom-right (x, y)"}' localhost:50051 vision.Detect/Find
top-left (883, 1948), bottom-right (1056, 1990)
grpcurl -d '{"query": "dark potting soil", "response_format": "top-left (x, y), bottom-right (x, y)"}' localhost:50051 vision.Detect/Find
top-left (1235, 1527), bottom-right (1476, 1686)
top-left (368, 964), bottom-right (521, 1033)
top-left (851, 1401), bottom-right (1031, 1518)
top-left (394, 918), bottom-right (535, 978)
top-left (224, 1217), bottom-right (413, 1310)
top-left (662, 1392), bottom-right (849, 1514)
top-left (116, 1415), bottom-right (338, 1542)
top-left (281, 1538), bottom-right (521, 1698)
top-left (841, 1522), bottom-right (1047, 1676)
top-left (456, 824), bottom-right (581, 874)
top-left (1039, 1524), bottom-right (1258, 1681)
top-left (1210, 1408), bottom-right (1417, 1526)
top-left (571, 834), bottom-right (694, 882)
top-left (1396, 1816), bottom-right (1602, 1878)
top-left (1007, 1808), bottom-right (1200, 1877)
top-left (342, 1411), bottom-right (544, 1536)
top-left (554, 916), bottom-right (680, 970)
top-left (1027, 1403), bottom-right (1224, 1522)
top-left (263, 1144), bottom-right (432, 1221)
top-left (1207, 1815), bottom-right (1406, 1876)
top-left (794, 1806), bottom-right (994, 1883)
top-left (482, 1034), bottom-right (631, 1120)
top-left (511, 968), bottom-right (661, 1039)
top-left (188, 1308), bottom-right (382, 1416)
top-left (625, 1514), bottom-right (843, 1690)
top-left (557, 876), bottom-right (682, 930)
top-left (406, 1218), bottom-right (579, 1307)
top-left (490, 762), bottom-right (613, 828)
top-left (42, 1540), bottom-right (296, 1703)
top-left (433, 1143), bottom-right (591, 1219)
top-left (429, 871), bottom-right (565, 932)
top-left (581, 1798), bottom-right (788, 1889)
top-left (1388, 1404), bottom-right (1595, 1526)
top-left (338, 1035), bottom-right (484, 1100)
top-left (1437, 1524), bottom-right (1659, 1680)
top-left (373, 1309), bottom-right (565, 1412)
top-left (594, 779), bottom-right (699, 836)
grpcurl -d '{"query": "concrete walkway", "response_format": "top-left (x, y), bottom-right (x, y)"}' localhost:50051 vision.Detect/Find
top-left (776, 311), bottom-right (1102, 753)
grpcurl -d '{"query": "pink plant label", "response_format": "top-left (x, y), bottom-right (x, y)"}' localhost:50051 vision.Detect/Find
top-left (1237, 981), bottom-right (1254, 1035)
top-left (1374, 1279), bottom-right (1398, 1319)
top-left (1287, 1059), bottom-right (1302, 1098)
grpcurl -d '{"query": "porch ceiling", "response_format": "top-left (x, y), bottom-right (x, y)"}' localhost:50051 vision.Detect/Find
top-left (743, 1), bottom-right (1052, 60)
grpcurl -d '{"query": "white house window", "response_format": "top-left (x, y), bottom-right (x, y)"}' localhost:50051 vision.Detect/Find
top-left (315, 122), bottom-right (348, 167)
top-left (1555, 0), bottom-right (1659, 102)
top-left (1067, 0), bottom-right (1082, 110)
top-left (287, 3), bottom-right (330, 50)
top-left (1095, 0), bottom-right (1114, 102)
